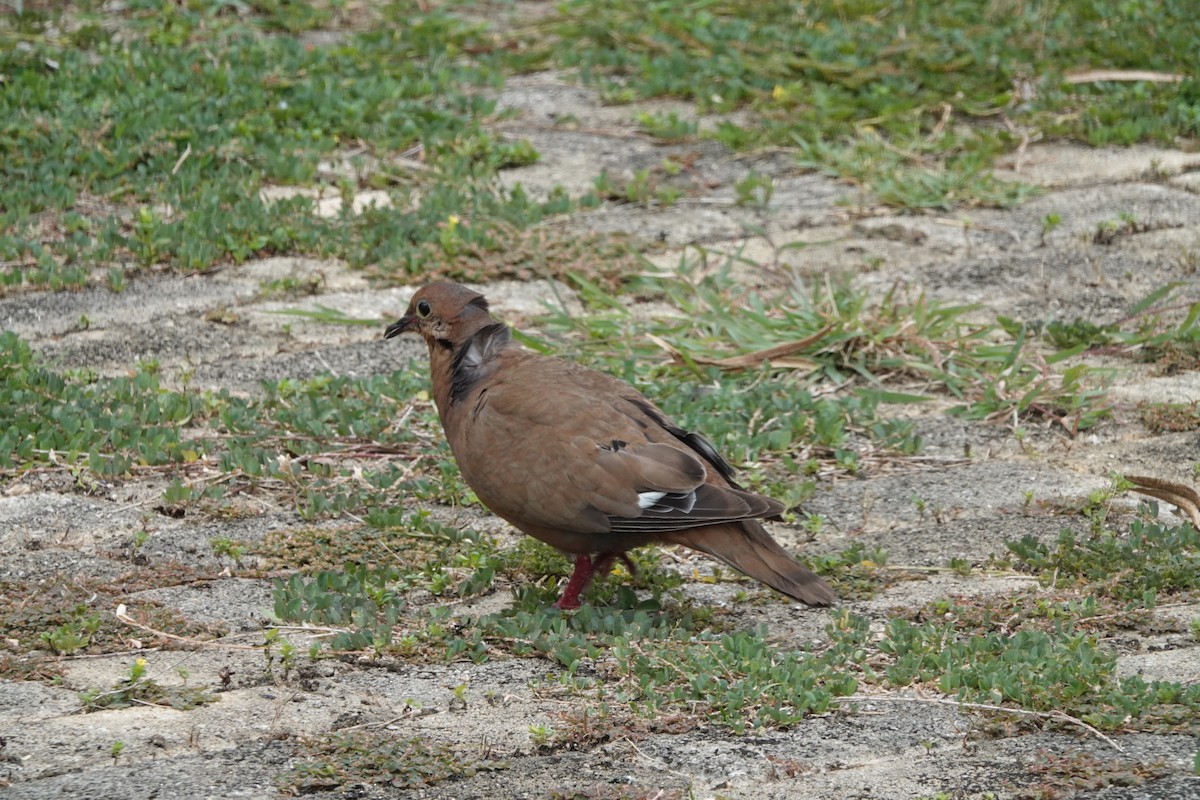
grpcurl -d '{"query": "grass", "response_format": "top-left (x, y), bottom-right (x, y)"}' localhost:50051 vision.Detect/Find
top-left (4, 1), bottom-right (1199, 292)
top-left (2, 2), bottom-right (1199, 796)
top-left (542, 260), bottom-right (1115, 443)
top-left (0, 252), bottom-right (1118, 525)
top-left (0, 563), bottom-right (227, 679)
top-left (535, 0), bottom-right (1200, 208)
top-left (259, 503), bottom-right (1200, 739)
top-left (0, 1), bottom-right (605, 290)
top-left (279, 731), bottom-right (506, 795)
top-left (77, 656), bottom-right (217, 712)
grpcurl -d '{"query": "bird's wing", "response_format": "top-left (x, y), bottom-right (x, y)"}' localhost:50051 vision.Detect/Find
top-left (446, 351), bottom-right (781, 538)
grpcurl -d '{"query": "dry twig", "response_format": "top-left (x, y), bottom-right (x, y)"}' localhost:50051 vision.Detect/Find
top-left (833, 693), bottom-right (1124, 752)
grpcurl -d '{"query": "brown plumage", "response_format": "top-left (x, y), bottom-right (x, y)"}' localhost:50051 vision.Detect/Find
top-left (385, 282), bottom-right (836, 609)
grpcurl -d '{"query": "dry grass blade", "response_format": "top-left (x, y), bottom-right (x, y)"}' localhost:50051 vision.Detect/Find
top-left (646, 327), bottom-right (829, 371)
top-left (832, 694), bottom-right (1125, 753)
top-left (1065, 69), bottom-right (1185, 83)
top-left (115, 605), bottom-right (260, 650)
top-left (1124, 475), bottom-right (1200, 527)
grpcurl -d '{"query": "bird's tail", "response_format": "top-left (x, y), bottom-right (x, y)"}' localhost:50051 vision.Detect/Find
top-left (664, 521), bottom-right (837, 607)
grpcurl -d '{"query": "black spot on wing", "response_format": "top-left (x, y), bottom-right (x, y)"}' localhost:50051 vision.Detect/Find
top-left (627, 399), bottom-right (738, 484)
top-left (472, 388), bottom-right (489, 416)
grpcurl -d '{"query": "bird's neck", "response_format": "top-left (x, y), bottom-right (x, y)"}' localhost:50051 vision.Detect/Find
top-left (426, 321), bottom-right (513, 426)
top-left (427, 340), bottom-right (460, 425)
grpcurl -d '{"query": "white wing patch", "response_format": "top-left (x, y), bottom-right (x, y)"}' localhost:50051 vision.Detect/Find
top-left (637, 490), bottom-right (698, 514)
top-left (637, 491), bottom-right (667, 510)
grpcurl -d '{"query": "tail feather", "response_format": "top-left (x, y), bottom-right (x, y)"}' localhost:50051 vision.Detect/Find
top-left (664, 520), bottom-right (837, 607)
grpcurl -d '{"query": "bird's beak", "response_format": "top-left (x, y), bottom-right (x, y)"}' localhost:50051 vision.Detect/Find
top-left (384, 315), bottom-right (417, 339)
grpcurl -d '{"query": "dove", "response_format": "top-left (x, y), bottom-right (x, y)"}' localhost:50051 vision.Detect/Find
top-left (385, 282), bottom-right (836, 609)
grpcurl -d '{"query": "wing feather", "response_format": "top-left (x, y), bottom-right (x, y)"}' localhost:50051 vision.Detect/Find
top-left (447, 349), bottom-right (782, 540)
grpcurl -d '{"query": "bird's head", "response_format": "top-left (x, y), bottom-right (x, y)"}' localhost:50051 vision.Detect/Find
top-left (385, 282), bottom-right (495, 348)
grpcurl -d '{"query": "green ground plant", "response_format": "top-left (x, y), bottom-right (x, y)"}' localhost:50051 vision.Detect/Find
top-left (876, 619), bottom-right (1200, 731)
top-left (40, 614), bottom-right (100, 656)
top-left (536, 0), bottom-right (1200, 208)
top-left (78, 656), bottom-right (217, 712)
top-left (1027, 283), bottom-right (1200, 370)
top-left (262, 495), bottom-right (1200, 741)
top-left (543, 261), bottom-right (1114, 440)
top-left (280, 731), bottom-right (506, 795)
top-left (1140, 401), bottom-right (1200, 433)
top-left (0, 332), bottom-right (213, 474)
top-left (1006, 504), bottom-right (1200, 605)
top-left (0, 564), bottom-right (226, 676)
top-left (0, 2), bottom-right (566, 289)
top-left (1017, 753), bottom-right (1171, 799)
top-left (4, 1), bottom-right (1199, 295)
top-left (3, 5), bottom-right (1199, 793)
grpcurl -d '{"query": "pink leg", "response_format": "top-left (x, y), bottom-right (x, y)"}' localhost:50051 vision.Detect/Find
top-left (554, 554), bottom-right (596, 610)
top-left (553, 552), bottom-right (629, 609)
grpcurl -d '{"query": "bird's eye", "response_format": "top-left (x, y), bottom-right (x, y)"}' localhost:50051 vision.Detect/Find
top-left (416, 299), bottom-right (431, 318)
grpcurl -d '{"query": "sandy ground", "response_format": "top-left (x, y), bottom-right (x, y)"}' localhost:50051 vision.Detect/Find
top-left (3, 72), bottom-right (1200, 800)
